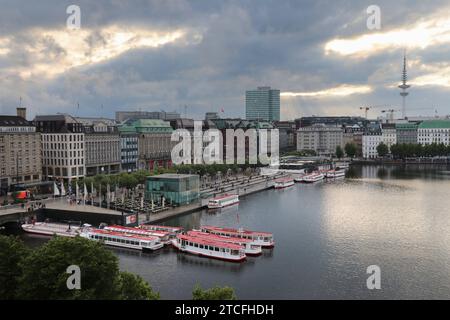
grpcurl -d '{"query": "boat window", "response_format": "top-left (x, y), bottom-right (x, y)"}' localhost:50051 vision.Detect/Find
top-left (199, 244), bottom-right (204, 249)
top-left (231, 250), bottom-right (238, 255)
top-left (214, 247), bottom-right (219, 251)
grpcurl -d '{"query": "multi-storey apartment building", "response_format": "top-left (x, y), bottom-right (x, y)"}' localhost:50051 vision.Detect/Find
top-left (122, 119), bottom-right (175, 170)
top-left (34, 114), bottom-right (85, 182)
top-left (297, 124), bottom-right (343, 156)
top-left (75, 117), bottom-right (121, 176)
top-left (115, 110), bottom-right (180, 123)
top-left (381, 123), bottom-right (397, 150)
top-left (118, 122), bottom-right (139, 172)
top-left (396, 123), bottom-right (418, 144)
top-left (0, 109), bottom-right (42, 194)
top-left (245, 87), bottom-right (280, 121)
top-left (417, 120), bottom-right (450, 145)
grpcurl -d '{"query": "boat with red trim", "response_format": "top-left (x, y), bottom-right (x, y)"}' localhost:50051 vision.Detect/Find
top-left (325, 169), bottom-right (345, 179)
top-left (201, 226), bottom-right (274, 248)
top-left (80, 228), bottom-right (164, 251)
top-left (172, 234), bottom-right (246, 262)
top-left (139, 224), bottom-right (183, 236)
top-left (273, 177), bottom-right (295, 189)
top-left (187, 230), bottom-right (262, 256)
top-left (302, 172), bottom-right (325, 183)
top-left (103, 225), bottom-right (172, 245)
top-left (207, 194), bottom-right (239, 209)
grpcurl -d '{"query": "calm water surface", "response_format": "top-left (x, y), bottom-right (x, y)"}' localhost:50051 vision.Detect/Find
top-left (7, 165), bottom-right (450, 299)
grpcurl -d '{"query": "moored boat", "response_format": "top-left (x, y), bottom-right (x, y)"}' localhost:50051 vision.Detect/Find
top-left (207, 194), bottom-right (239, 209)
top-left (302, 172), bottom-right (325, 183)
top-left (21, 222), bottom-right (82, 237)
top-left (103, 225), bottom-right (172, 245)
top-left (172, 234), bottom-right (246, 262)
top-left (80, 228), bottom-right (164, 251)
top-left (139, 224), bottom-right (183, 236)
top-left (273, 177), bottom-right (295, 189)
top-left (201, 225), bottom-right (275, 248)
top-left (325, 169), bottom-right (346, 179)
top-left (187, 230), bottom-right (262, 256)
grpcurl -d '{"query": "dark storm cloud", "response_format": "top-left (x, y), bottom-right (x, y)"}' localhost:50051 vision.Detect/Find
top-left (1, 0), bottom-right (450, 119)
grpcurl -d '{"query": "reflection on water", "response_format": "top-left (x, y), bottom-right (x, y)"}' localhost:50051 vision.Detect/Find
top-left (7, 164), bottom-right (450, 299)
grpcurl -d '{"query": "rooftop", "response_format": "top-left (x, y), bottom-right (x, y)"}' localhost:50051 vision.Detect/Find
top-left (418, 120), bottom-right (450, 129)
top-left (148, 173), bottom-right (199, 179)
top-left (0, 116), bottom-right (33, 126)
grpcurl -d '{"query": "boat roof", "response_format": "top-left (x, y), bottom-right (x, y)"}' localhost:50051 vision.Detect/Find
top-left (201, 225), bottom-right (273, 236)
top-left (105, 225), bottom-right (169, 237)
top-left (187, 231), bottom-right (253, 243)
top-left (88, 228), bottom-right (159, 241)
top-left (177, 234), bottom-right (243, 250)
top-left (140, 224), bottom-right (183, 231)
top-left (210, 194), bottom-right (239, 201)
top-left (274, 177), bottom-right (293, 182)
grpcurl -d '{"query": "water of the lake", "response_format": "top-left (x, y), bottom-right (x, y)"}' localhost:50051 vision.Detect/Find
top-left (6, 165), bottom-right (450, 299)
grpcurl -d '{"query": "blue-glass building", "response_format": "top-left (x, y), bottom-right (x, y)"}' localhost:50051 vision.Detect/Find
top-left (145, 174), bottom-right (200, 206)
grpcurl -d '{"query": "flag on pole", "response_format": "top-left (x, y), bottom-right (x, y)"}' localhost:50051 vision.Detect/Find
top-left (107, 184), bottom-right (110, 209)
top-left (53, 182), bottom-right (60, 196)
top-left (84, 184), bottom-right (88, 205)
top-left (61, 182), bottom-right (66, 196)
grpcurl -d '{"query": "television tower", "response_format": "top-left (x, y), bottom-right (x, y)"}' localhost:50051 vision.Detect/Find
top-left (398, 52), bottom-right (410, 118)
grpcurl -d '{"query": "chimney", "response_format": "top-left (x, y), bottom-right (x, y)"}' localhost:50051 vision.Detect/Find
top-left (17, 107), bottom-right (26, 120)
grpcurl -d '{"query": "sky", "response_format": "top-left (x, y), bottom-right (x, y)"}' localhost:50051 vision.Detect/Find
top-left (1, 0), bottom-right (450, 120)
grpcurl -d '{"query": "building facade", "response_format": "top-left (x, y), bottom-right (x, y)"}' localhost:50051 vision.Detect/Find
top-left (76, 118), bottom-right (121, 176)
top-left (118, 124), bottom-right (139, 172)
top-left (362, 132), bottom-right (383, 158)
top-left (245, 87), bottom-right (280, 121)
top-left (34, 114), bottom-right (85, 182)
top-left (418, 120), bottom-right (450, 145)
top-left (274, 121), bottom-right (296, 152)
top-left (145, 174), bottom-right (200, 206)
top-left (381, 123), bottom-right (397, 150)
top-left (0, 112), bottom-right (42, 194)
top-left (115, 110), bottom-right (180, 123)
top-left (396, 123), bottom-right (418, 144)
top-left (128, 119), bottom-right (175, 170)
top-left (297, 124), bottom-right (343, 156)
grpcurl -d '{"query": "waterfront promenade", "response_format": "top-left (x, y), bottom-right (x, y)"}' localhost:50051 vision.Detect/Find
top-left (1, 172), bottom-right (289, 226)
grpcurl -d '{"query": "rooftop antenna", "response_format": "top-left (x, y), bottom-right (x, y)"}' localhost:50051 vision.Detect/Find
top-left (398, 50), bottom-right (411, 119)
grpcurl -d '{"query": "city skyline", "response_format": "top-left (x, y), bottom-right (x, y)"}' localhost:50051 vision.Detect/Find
top-left (1, 1), bottom-right (450, 121)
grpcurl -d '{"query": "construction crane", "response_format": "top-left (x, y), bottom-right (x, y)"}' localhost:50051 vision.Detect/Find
top-left (359, 105), bottom-right (391, 118)
top-left (381, 107), bottom-right (437, 119)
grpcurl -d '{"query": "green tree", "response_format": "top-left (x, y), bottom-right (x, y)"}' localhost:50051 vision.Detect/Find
top-left (192, 284), bottom-right (237, 300)
top-left (18, 236), bottom-right (120, 299)
top-left (0, 235), bottom-right (29, 299)
top-left (335, 145), bottom-right (344, 159)
top-left (344, 143), bottom-right (357, 158)
top-left (117, 271), bottom-right (160, 300)
top-left (376, 142), bottom-right (389, 157)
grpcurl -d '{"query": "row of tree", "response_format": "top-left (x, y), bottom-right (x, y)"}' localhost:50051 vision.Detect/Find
top-left (390, 142), bottom-right (450, 159)
top-left (335, 143), bottom-right (358, 159)
top-left (0, 235), bottom-right (236, 300)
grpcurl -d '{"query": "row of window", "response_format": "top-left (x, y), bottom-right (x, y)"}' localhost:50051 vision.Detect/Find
top-left (180, 240), bottom-right (239, 255)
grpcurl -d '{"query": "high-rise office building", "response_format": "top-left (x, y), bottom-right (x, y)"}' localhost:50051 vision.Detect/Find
top-left (245, 87), bottom-right (280, 122)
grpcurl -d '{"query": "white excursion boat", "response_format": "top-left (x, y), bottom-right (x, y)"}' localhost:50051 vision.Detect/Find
top-left (21, 222), bottom-right (82, 237)
top-left (103, 225), bottom-right (172, 245)
top-left (139, 224), bottom-right (183, 236)
top-left (302, 173), bottom-right (325, 183)
top-left (273, 177), bottom-right (295, 189)
top-left (187, 230), bottom-right (262, 256)
top-left (81, 228), bottom-right (164, 251)
top-left (172, 234), bottom-right (246, 262)
top-left (207, 194), bottom-right (239, 209)
top-left (294, 174), bottom-right (305, 182)
top-left (201, 226), bottom-right (275, 248)
top-left (325, 169), bottom-right (346, 179)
